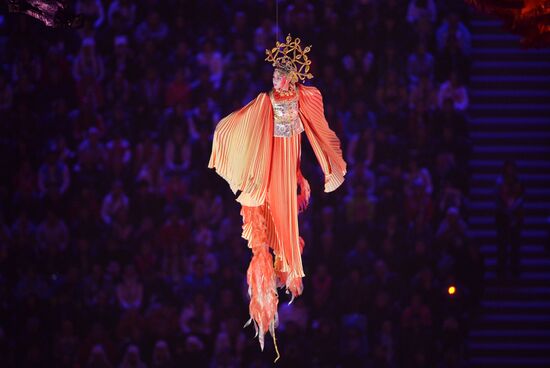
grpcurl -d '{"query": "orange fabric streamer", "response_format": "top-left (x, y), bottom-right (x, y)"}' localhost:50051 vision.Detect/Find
top-left (208, 84), bottom-right (346, 357)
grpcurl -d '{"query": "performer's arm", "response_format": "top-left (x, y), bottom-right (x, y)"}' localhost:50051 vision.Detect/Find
top-left (299, 85), bottom-right (347, 193)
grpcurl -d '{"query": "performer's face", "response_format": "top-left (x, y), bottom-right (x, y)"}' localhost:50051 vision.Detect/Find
top-left (273, 69), bottom-right (290, 90)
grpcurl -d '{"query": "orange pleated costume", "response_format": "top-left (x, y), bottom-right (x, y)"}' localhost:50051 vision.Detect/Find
top-left (208, 84), bottom-right (346, 355)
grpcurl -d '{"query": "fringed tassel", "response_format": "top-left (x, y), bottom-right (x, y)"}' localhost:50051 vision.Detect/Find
top-left (274, 236), bottom-right (306, 304)
top-left (245, 244), bottom-right (279, 351)
top-left (274, 255), bottom-right (287, 289)
top-left (240, 205), bottom-right (281, 361)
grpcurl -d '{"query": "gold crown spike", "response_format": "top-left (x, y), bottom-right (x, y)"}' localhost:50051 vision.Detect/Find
top-left (265, 34), bottom-right (313, 83)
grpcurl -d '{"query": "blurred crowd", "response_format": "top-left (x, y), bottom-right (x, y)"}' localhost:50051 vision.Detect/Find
top-left (0, 0), bottom-right (485, 367)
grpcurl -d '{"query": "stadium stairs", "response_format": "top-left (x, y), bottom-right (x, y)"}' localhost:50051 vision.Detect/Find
top-left (466, 13), bottom-right (550, 368)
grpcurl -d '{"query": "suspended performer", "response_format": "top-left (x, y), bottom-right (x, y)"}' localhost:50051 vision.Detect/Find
top-left (208, 34), bottom-right (347, 360)
top-left (7, 0), bottom-right (83, 28)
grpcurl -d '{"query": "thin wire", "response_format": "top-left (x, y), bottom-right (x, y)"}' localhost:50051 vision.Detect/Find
top-left (272, 3), bottom-right (281, 364)
top-left (275, 0), bottom-right (279, 43)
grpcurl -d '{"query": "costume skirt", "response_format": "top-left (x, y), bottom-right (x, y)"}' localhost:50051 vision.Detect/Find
top-left (241, 131), bottom-right (305, 288)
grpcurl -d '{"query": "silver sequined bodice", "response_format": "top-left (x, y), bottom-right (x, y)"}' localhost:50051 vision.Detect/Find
top-left (270, 91), bottom-right (304, 138)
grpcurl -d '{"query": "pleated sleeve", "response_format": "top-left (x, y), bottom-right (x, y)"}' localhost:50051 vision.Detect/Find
top-left (208, 93), bottom-right (274, 206)
top-left (298, 85), bottom-right (347, 193)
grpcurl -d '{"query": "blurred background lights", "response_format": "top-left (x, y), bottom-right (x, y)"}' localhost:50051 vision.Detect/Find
top-left (448, 286), bottom-right (457, 295)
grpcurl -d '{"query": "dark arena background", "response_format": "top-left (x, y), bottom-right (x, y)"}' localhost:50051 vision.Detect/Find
top-left (1, 1), bottom-right (549, 367)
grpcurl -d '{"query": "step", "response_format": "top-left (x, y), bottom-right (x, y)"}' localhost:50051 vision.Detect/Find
top-left (471, 152), bottom-right (550, 161)
top-left (472, 47), bottom-right (550, 56)
top-left (470, 186), bottom-right (550, 197)
top-left (470, 185), bottom-right (550, 200)
top-left (473, 61), bottom-right (550, 70)
top-left (471, 90), bottom-right (550, 97)
top-left (471, 20), bottom-right (507, 32)
top-left (484, 271), bottom-right (550, 287)
top-left (472, 47), bottom-right (550, 63)
top-left (471, 186), bottom-right (550, 195)
top-left (471, 75), bottom-right (550, 83)
top-left (470, 159), bottom-right (550, 172)
top-left (472, 61), bottom-right (550, 77)
top-left (473, 35), bottom-right (522, 48)
top-left (470, 75), bottom-right (550, 90)
top-left (468, 201), bottom-right (550, 211)
top-left (471, 173), bottom-right (550, 180)
top-left (467, 206), bottom-right (549, 217)
top-left (471, 89), bottom-right (550, 104)
top-left (485, 258), bottom-right (550, 273)
top-left (481, 300), bottom-right (550, 310)
top-left (473, 34), bottom-right (520, 41)
top-left (469, 215), bottom-right (548, 230)
top-left (470, 215), bottom-right (548, 224)
top-left (472, 117), bottom-right (550, 125)
top-left (471, 131), bottom-right (550, 145)
top-left (470, 186), bottom-right (550, 202)
top-left (468, 193), bottom-right (550, 204)
top-left (480, 244), bottom-right (547, 256)
top-left (484, 286), bottom-right (550, 301)
top-left (469, 103), bottom-right (550, 118)
top-left (470, 160), bottom-right (550, 167)
top-left (477, 314), bottom-right (550, 329)
top-left (470, 342), bottom-right (550, 359)
top-left (468, 206), bottom-right (550, 217)
top-left (469, 229), bottom-right (547, 239)
top-left (470, 167), bottom-right (550, 178)
top-left (470, 357), bottom-right (550, 368)
top-left (470, 329), bottom-right (550, 344)
top-left (471, 20), bottom-right (503, 27)
top-left (472, 145), bottom-right (550, 154)
top-left (471, 102), bottom-right (550, 109)
top-left (469, 222), bottom-right (548, 232)
top-left (471, 172), bottom-right (550, 185)
top-left (472, 117), bottom-right (550, 133)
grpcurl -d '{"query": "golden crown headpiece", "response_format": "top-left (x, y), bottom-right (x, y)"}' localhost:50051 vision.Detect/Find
top-left (265, 34), bottom-right (313, 83)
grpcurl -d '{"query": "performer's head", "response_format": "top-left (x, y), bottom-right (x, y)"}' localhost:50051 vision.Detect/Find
top-left (266, 34), bottom-right (313, 88)
top-left (272, 67), bottom-right (294, 91)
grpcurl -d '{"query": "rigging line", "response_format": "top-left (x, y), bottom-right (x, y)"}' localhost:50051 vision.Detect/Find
top-left (276, 0), bottom-right (279, 43)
